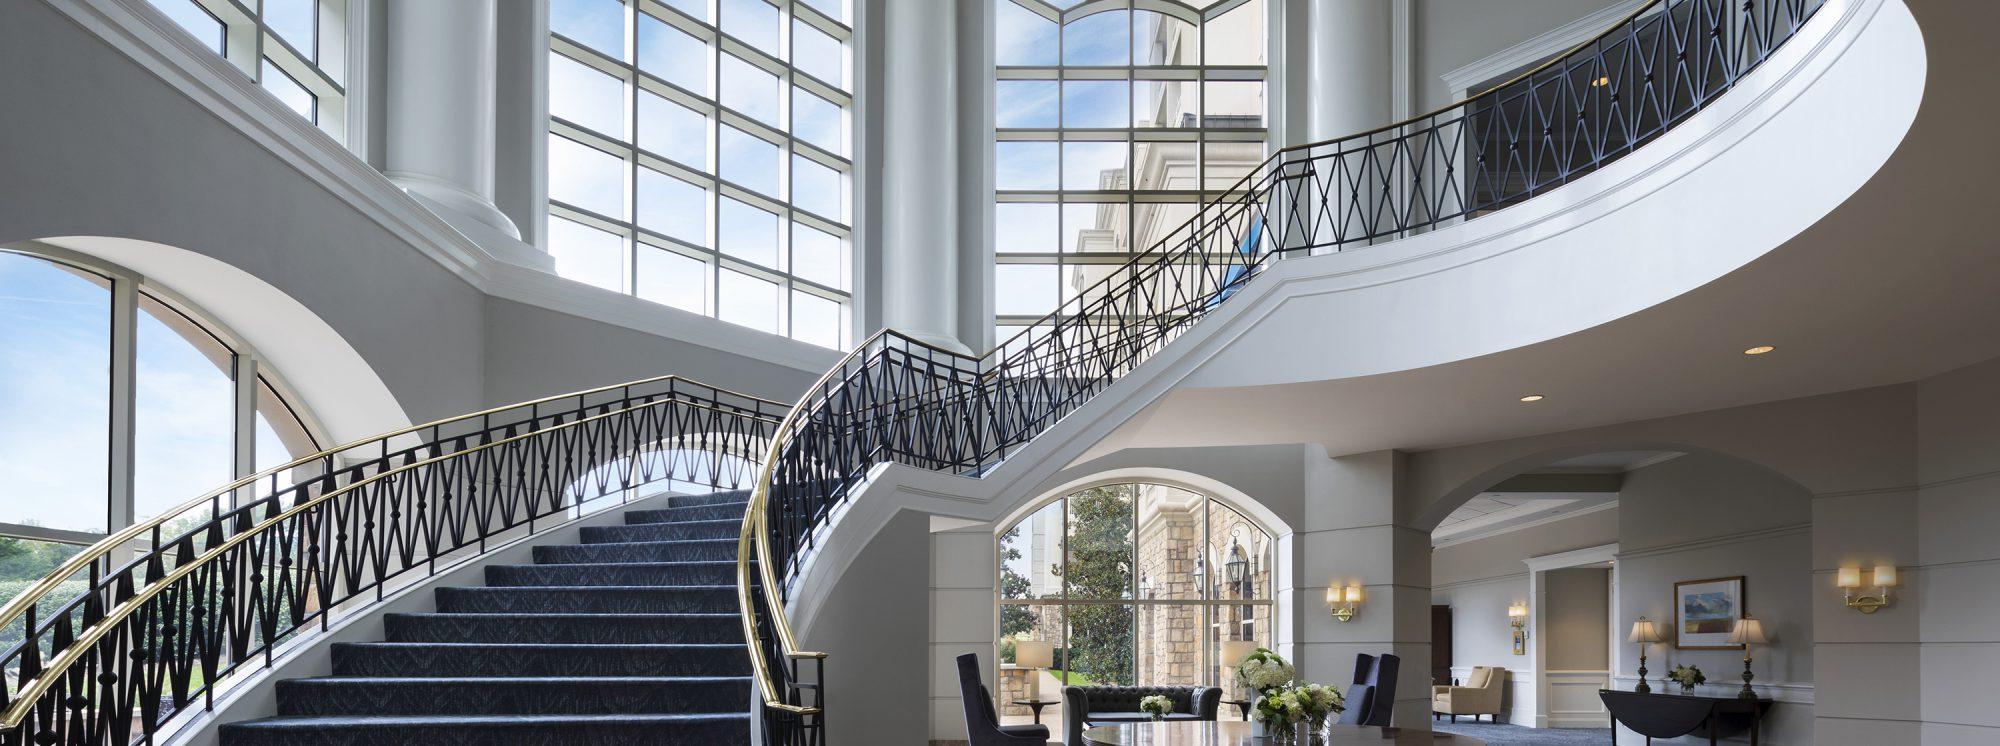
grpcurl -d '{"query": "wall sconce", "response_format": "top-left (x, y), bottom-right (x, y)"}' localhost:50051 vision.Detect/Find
top-left (1507, 603), bottom-right (1529, 655)
top-left (1326, 584), bottom-right (1364, 622)
top-left (1836, 564), bottom-right (1897, 613)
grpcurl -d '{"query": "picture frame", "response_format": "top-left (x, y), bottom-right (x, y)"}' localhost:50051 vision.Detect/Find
top-left (1674, 576), bottom-right (1746, 650)
top-left (1511, 628), bottom-right (1525, 655)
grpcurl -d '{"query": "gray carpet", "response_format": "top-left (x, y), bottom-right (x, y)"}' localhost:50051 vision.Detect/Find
top-left (1433, 721), bottom-right (1612, 744)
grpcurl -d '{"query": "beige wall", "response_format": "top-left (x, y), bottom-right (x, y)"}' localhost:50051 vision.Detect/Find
top-left (1545, 568), bottom-right (1609, 671)
top-left (1412, 0), bottom-right (1625, 111)
top-left (1914, 356), bottom-right (2000, 745)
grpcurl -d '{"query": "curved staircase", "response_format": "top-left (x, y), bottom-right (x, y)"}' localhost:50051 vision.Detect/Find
top-left (219, 491), bottom-right (754, 745)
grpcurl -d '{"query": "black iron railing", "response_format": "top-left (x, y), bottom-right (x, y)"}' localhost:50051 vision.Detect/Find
top-left (738, 0), bottom-right (1825, 740)
top-left (0, 377), bottom-right (786, 746)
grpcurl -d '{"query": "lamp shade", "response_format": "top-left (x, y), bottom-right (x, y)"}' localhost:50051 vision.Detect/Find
top-left (1727, 617), bottom-right (1769, 646)
top-left (1835, 566), bottom-right (1862, 589)
top-left (1014, 640), bottom-right (1054, 669)
top-left (1628, 618), bottom-right (1666, 643)
top-left (1345, 585), bottom-right (1364, 604)
top-left (1873, 565), bottom-right (1898, 587)
top-left (1220, 640), bottom-right (1260, 668)
top-left (1507, 603), bottom-right (1528, 620)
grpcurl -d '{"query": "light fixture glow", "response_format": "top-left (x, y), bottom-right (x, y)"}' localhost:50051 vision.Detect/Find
top-left (1744, 345), bottom-right (1776, 355)
top-left (1519, 394), bottom-right (1545, 402)
top-left (1835, 566), bottom-right (1862, 589)
top-left (1873, 565), bottom-right (1898, 587)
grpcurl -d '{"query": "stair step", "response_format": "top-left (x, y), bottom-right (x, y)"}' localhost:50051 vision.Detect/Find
top-left (275, 676), bottom-right (750, 716)
top-left (485, 561), bottom-right (735, 587)
top-left (625, 502), bottom-right (747, 524)
top-left (665, 490), bottom-right (753, 507)
top-left (435, 586), bottom-right (734, 614)
top-left (330, 642), bottom-right (748, 678)
top-left (219, 713), bottom-right (748, 745)
top-left (581, 519), bottom-right (737, 543)
top-left (534, 539), bottom-right (736, 564)
top-left (384, 613), bottom-right (742, 644)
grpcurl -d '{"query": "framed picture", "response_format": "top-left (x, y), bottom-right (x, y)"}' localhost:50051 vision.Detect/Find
top-left (1674, 576), bottom-right (1746, 650)
top-left (1511, 628), bottom-right (1526, 655)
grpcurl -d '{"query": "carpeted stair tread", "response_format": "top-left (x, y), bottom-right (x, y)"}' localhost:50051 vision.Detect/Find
top-left (436, 585), bottom-right (734, 614)
top-left (533, 538), bottom-right (736, 564)
top-left (331, 642), bottom-right (747, 677)
top-left (485, 561), bottom-right (735, 587)
top-left (218, 713), bottom-right (747, 745)
top-left (385, 612), bottom-right (742, 644)
top-left (580, 519), bottom-right (738, 543)
top-left (658, 490), bottom-right (752, 506)
top-left (624, 502), bottom-right (748, 524)
top-left (276, 676), bottom-right (750, 716)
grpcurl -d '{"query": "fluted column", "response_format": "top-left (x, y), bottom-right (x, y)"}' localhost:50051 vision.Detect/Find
top-left (385, 0), bottom-right (520, 241)
top-left (878, 0), bottom-right (967, 352)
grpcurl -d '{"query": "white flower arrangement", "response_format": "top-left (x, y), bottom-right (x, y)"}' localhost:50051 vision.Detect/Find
top-left (1253, 682), bottom-right (1346, 736)
top-left (1138, 694), bottom-right (1174, 718)
top-left (1234, 647), bottom-right (1296, 695)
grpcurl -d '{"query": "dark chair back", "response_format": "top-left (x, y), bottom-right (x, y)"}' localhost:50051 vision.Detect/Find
top-left (956, 653), bottom-right (1048, 745)
top-left (1340, 653), bottom-right (1400, 726)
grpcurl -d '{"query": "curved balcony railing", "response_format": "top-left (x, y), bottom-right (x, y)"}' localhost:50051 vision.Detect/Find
top-left (0, 377), bottom-right (786, 746)
top-left (738, 0), bottom-right (1826, 740)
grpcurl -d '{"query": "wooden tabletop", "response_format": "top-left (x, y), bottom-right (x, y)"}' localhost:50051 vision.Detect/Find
top-left (1081, 721), bottom-right (1482, 745)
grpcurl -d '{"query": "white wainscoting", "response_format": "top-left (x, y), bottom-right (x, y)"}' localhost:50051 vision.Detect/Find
top-left (1447, 666), bottom-right (1535, 726)
top-left (1544, 670), bottom-right (1612, 728)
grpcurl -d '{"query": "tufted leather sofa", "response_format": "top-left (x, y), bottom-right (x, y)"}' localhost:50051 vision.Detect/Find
top-left (1063, 685), bottom-right (1221, 745)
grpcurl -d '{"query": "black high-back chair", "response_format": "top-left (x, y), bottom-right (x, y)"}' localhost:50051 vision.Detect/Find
top-left (1336, 653), bottom-right (1401, 727)
top-left (956, 653), bottom-right (1050, 745)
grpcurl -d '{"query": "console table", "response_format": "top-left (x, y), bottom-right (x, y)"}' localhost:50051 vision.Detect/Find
top-left (1599, 690), bottom-right (1775, 745)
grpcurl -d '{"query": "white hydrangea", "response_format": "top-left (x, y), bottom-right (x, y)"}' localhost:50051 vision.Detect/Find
top-left (1235, 648), bottom-right (1296, 694)
top-left (1139, 695), bottom-right (1174, 717)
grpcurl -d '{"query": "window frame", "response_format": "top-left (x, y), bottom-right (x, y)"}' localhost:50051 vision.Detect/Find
top-left (145, 0), bottom-right (353, 142)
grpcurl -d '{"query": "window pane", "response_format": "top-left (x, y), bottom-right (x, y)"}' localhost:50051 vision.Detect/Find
top-left (719, 126), bottom-right (781, 196)
top-left (252, 379), bottom-right (317, 499)
top-left (636, 168), bottom-right (707, 244)
top-left (549, 136), bottom-right (626, 217)
top-left (791, 223), bottom-right (844, 289)
top-left (1136, 604), bottom-right (1204, 686)
top-left (265, 0), bottom-right (317, 61)
top-left (1134, 140), bottom-right (1199, 190)
top-left (1207, 500), bottom-right (1269, 601)
top-left (995, 203), bottom-right (1058, 254)
top-left (995, 141), bottom-right (1057, 191)
top-left (133, 294), bottom-right (235, 525)
top-left (637, 91), bottom-right (707, 167)
top-left (151, 0), bottom-right (224, 54)
top-left (0, 253), bottom-right (111, 534)
top-left (1063, 10), bottom-right (1129, 66)
top-left (995, 1), bottom-right (1057, 66)
top-left (1135, 80), bottom-right (1199, 128)
top-left (1001, 499), bottom-right (1065, 602)
top-left (1135, 484), bottom-right (1202, 601)
top-left (721, 55), bottom-right (780, 126)
top-left (1064, 604), bottom-right (1134, 686)
top-left (550, 52), bottom-right (627, 137)
top-left (547, 215), bottom-right (625, 291)
top-left (718, 197), bottom-right (779, 267)
top-left (260, 59), bottom-right (316, 122)
top-left (1132, 11), bottom-right (1196, 66)
top-left (1203, 0), bottom-right (1265, 66)
top-left (995, 81), bottom-right (1058, 129)
top-left (1212, 601), bottom-right (1274, 701)
top-left (1063, 80), bottom-right (1128, 129)
top-left (717, 268), bottom-right (778, 333)
top-left (661, 0), bottom-right (707, 22)
top-left (793, 20), bottom-right (842, 87)
top-left (1133, 201), bottom-right (1198, 254)
top-left (1066, 484), bottom-right (1133, 600)
top-left (720, 0), bottom-right (779, 56)
top-left (792, 156), bottom-right (840, 220)
top-left (995, 264), bottom-right (1058, 317)
top-left (1063, 141), bottom-right (1126, 191)
top-left (800, 0), bottom-right (843, 22)
top-left (553, 0), bottom-right (627, 60)
top-left (637, 13), bottom-right (708, 95)
top-left (1204, 141), bottom-right (1263, 191)
top-left (1203, 81), bottom-right (1264, 128)
top-left (636, 245), bottom-right (707, 313)
top-left (792, 88), bottom-right (843, 155)
top-left (790, 291), bottom-right (841, 349)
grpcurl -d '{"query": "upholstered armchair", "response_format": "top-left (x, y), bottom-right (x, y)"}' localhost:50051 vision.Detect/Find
top-left (1063, 685), bottom-right (1221, 746)
top-left (1432, 666), bottom-right (1507, 723)
top-left (956, 654), bottom-right (1049, 745)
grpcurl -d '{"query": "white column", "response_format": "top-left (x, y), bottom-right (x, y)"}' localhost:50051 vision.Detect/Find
top-left (878, 0), bottom-right (967, 352)
top-left (1305, 1), bottom-right (1395, 142)
top-left (384, 0), bottom-right (521, 242)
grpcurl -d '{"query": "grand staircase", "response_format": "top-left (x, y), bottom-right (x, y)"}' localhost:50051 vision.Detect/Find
top-left (218, 491), bottom-right (755, 745)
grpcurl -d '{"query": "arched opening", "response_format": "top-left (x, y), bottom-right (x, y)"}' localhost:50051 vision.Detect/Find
top-left (1422, 444), bottom-right (1813, 738)
top-left (993, 479), bottom-right (1276, 730)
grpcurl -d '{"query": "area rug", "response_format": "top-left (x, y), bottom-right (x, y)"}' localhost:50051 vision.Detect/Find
top-left (1432, 721), bottom-right (1612, 744)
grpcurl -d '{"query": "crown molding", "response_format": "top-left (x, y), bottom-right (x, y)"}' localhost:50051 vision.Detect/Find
top-left (1439, 0), bottom-right (1652, 98)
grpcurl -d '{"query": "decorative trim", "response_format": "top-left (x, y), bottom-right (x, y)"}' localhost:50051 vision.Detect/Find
top-left (1432, 499), bottom-right (1618, 549)
top-left (44, 0), bottom-right (842, 375)
top-left (1525, 542), bottom-right (1620, 572)
top-left (1432, 571), bottom-right (1528, 593)
top-left (1617, 523), bottom-right (1810, 561)
top-left (1439, 0), bottom-right (1652, 98)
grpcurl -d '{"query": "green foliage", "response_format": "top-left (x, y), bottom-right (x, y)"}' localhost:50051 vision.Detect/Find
top-left (1063, 486), bottom-right (1134, 686)
top-left (998, 527), bottom-right (1039, 642)
top-left (0, 536), bottom-right (90, 655)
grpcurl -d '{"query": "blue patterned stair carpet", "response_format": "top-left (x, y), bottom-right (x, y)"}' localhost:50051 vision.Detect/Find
top-left (220, 491), bottom-right (756, 745)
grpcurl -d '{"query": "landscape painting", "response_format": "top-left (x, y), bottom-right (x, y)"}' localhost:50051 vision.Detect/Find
top-left (1674, 576), bottom-right (1746, 650)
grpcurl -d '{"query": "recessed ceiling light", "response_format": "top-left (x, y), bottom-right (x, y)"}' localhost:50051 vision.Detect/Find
top-left (1744, 345), bottom-right (1776, 355)
top-left (1519, 394), bottom-right (1545, 402)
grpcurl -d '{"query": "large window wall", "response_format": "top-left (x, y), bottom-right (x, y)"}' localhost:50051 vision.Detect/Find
top-left (997, 483), bottom-right (1272, 725)
top-left (992, 0), bottom-right (1266, 336)
top-left (546, 0), bottom-right (853, 350)
top-left (146, 0), bottom-right (350, 139)
top-left (0, 248), bottom-right (322, 553)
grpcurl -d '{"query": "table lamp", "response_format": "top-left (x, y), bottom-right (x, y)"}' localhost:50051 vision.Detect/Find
top-left (1015, 640), bottom-right (1054, 699)
top-left (1727, 616), bottom-right (1769, 700)
top-left (1627, 617), bottom-right (1667, 693)
top-left (1220, 640), bottom-right (1259, 698)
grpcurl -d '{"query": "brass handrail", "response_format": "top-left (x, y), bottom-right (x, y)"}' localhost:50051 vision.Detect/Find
top-left (0, 387), bottom-right (784, 729)
top-left (0, 373), bottom-right (770, 646)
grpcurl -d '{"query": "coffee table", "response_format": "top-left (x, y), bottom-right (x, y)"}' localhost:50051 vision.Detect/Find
top-left (1080, 721), bottom-right (1480, 745)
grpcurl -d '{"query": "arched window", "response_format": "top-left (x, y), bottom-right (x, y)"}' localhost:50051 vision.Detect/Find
top-left (0, 247), bottom-right (324, 577)
top-left (993, 0), bottom-right (1267, 337)
top-left (997, 482), bottom-right (1272, 725)
top-left (546, 0), bottom-right (852, 349)
top-left (145, 0), bottom-right (350, 137)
